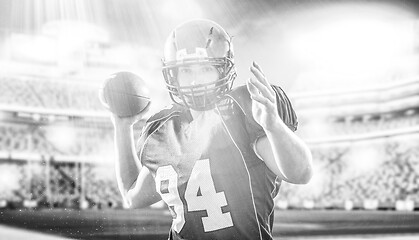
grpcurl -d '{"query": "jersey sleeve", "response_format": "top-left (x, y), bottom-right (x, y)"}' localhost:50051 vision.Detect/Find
top-left (135, 104), bottom-right (182, 165)
top-left (228, 85), bottom-right (298, 143)
top-left (136, 121), bottom-right (158, 166)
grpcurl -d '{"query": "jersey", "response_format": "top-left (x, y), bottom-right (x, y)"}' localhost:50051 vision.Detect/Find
top-left (137, 85), bottom-right (298, 240)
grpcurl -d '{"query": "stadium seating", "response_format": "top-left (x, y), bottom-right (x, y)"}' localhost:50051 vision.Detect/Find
top-left (83, 163), bottom-right (123, 209)
top-left (297, 109), bottom-right (419, 140)
top-left (0, 122), bottom-right (113, 156)
top-left (277, 139), bottom-right (419, 210)
top-left (331, 112), bottom-right (419, 137)
top-left (0, 76), bottom-right (103, 111)
top-left (1, 76), bottom-right (418, 211)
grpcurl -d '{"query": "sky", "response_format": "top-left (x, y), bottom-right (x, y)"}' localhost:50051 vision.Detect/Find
top-left (0, 0), bottom-right (418, 102)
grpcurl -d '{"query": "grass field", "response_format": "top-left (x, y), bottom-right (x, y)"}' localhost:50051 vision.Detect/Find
top-left (1, 208), bottom-right (419, 239)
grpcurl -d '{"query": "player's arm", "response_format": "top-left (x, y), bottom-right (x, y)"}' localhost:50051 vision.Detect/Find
top-left (112, 114), bottom-right (161, 208)
top-left (247, 61), bottom-right (313, 184)
top-left (125, 166), bottom-right (162, 209)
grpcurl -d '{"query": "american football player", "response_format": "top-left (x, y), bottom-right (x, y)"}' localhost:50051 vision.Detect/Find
top-left (112, 19), bottom-right (313, 240)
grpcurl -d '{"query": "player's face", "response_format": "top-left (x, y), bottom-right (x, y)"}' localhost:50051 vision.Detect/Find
top-left (177, 64), bottom-right (219, 87)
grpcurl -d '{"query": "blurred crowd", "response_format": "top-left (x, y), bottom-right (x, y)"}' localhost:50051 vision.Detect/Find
top-left (0, 76), bottom-right (103, 110)
top-left (278, 140), bottom-right (419, 210)
top-left (0, 122), bottom-right (113, 156)
top-left (0, 77), bottom-right (418, 211)
top-left (0, 161), bottom-right (123, 209)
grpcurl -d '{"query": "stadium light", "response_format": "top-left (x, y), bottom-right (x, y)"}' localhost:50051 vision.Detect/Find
top-left (45, 125), bottom-right (77, 153)
top-left (42, 20), bottom-right (109, 51)
top-left (0, 165), bottom-right (20, 195)
top-left (9, 20), bottom-right (109, 65)
top-left (286, 2), bottom-right (417, 89)
top-left (160, 0), bottom-right (204, 22)
top-left (291, 19), bottom-right (414, 73)
top-left (346, 144), bottom-right (384, 176)
top-left (301, 117), bottom-right (334, 140)
top-left (105, 44), bottom-right (138, 67)
top-left (10, 34), bottom-right (57, 63)
top-left (299, 163), bottom-right (327, 198)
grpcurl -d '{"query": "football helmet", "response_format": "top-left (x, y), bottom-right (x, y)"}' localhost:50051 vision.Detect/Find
top-left (162, 19), bottom-right (236, 111)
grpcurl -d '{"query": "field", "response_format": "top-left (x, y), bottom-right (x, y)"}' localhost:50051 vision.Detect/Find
top-left (1, 208), bottom-right (419, 239)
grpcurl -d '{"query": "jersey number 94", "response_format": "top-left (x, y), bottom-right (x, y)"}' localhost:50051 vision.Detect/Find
top-left (155, 159), bottom-right (234, 233)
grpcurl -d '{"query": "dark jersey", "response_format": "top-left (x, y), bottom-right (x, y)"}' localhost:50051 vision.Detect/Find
top-left (137, 85), bottom-right (297, 240)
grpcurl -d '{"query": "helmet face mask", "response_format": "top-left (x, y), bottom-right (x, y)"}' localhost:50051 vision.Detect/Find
top-left (162, 19), bottom-right (237, 111)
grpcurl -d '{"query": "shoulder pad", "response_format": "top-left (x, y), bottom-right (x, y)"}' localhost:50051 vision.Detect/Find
top-left (225, 85), bottom-right (251, 115)
top-left (146, 104), bottom-right (183, 124)
top-left (225, 85), bottom-right (298, 131)
top-left (137, 104), bottom-right (185, 153)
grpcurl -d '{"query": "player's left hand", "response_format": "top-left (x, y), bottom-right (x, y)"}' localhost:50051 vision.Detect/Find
top-left (247, 61), bottom-right (280, 130)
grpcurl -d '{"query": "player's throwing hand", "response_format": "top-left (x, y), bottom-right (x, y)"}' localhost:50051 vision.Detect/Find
top-left (247, 61), bottom-right (279, 130)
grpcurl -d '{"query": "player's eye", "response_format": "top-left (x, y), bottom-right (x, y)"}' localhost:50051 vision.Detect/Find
top-left (179, 68), bottom-right (192, 74)
top-left (202, 66), bottom-right (214, 73)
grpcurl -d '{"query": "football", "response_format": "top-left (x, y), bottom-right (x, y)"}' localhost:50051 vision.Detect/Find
top-left (98, 72), bottom-right (151, 117)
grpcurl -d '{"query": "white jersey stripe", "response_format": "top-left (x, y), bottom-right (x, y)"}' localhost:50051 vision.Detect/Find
top-left (215, 105), bottom-right (263, 240)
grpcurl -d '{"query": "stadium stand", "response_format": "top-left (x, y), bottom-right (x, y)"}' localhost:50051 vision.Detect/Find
top-left (0, 122), bottom-right (113, 156)
top-left (0, 76), bottom-right (418, 211)
top-left (0, 76), bottom-right (103, 111)
top-left (277, 139), bottom-right (419, 210)
top-left (83, 163), bottom-right (123, 209)
top-left (0, 162), bottom-right (25, 203)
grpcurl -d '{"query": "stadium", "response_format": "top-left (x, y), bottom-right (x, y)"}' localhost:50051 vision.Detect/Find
top-left (0, 0), bottom-right (419, 239)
